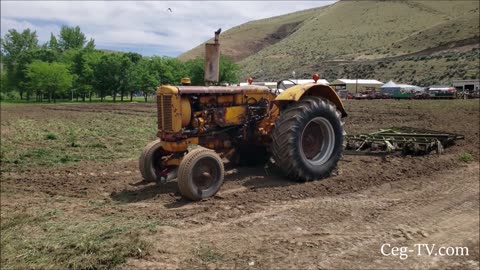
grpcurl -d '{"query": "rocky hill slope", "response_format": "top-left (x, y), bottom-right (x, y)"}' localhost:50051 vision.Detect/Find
top-left (179, 0), bottom-right (479, 85)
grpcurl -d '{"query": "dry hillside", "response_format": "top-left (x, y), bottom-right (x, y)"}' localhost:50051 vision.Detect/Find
top-left (179, 0), bottom-right (480, 85)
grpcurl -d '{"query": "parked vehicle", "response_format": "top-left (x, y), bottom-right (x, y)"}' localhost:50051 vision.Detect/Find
top-left (413, 92), bottom-right (430, 99)
top-left (354, 92), bottom-right (369, 100)
top-left (354, 90), bottom-right (379, 100)
top-left (392, 91), bottom-right (414, 99)
top-left (381, 93), bottom-right (392, 99)
top-left (428, 87), bottom-right (457, 99)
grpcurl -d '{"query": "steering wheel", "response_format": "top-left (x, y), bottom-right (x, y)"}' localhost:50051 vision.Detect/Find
top-left (276, 79), bottom-right (297, 92)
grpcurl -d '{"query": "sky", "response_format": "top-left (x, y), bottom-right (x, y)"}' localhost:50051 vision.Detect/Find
top-left (1, 1), bottom-right (334, 57)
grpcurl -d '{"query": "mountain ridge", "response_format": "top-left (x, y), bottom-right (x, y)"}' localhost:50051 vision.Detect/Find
top-left (180, 0), bottom-right (479, 85)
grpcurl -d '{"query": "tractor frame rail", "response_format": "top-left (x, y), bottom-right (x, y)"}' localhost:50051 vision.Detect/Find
top-left (344, 127), bottom-right (464, 156)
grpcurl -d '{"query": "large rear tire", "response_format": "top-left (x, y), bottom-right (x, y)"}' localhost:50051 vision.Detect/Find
top-left (271, 96), bottom-right (344, 181)
top-left (139, 139), bottom-right (163, 182)
top-left (177, 148), bottom-right (225, 201)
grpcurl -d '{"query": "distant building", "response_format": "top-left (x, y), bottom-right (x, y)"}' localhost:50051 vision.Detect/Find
top-left (330, 79), bottom-right (384, 93)
top-left (452, 79), bottom-right (479, 93)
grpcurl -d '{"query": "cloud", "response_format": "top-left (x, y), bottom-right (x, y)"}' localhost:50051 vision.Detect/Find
top-left (1, 1), bottom-right (335, 56)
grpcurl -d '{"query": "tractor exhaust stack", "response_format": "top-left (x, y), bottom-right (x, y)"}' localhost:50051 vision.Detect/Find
top-left (204, 28), bottom-right (221, 85)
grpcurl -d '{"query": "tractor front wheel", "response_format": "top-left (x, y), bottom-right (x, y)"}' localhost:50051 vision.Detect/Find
top-left (271, 96), bottom-right (344, 181)
top-left (177, 147), bottom-right (225, 201)
top-left (139, 139), bottom-right (165, 182)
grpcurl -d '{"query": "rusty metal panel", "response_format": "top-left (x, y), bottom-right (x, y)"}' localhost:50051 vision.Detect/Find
top-left (160, 137), bottom-right (199, 152)
top-left (204, 43), bottom-right (220, 83)
top-left (214, 106), bottom-right (247, 127)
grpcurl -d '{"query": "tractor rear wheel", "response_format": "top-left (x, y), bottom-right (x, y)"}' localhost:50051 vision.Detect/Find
top-left (139, 139), bottom-right (164, 182)
top-left (177, 147), bottom-right (225, 201)
top-left (271, 96), bottom-right (344, 181)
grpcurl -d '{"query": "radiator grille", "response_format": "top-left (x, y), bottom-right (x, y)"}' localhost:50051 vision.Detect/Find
top-left (157, 95), bottom-right (173, 131)
top-left (163, 96), bottom-right (172, 130)
top-left (157, 95), bottom-right (162, 130)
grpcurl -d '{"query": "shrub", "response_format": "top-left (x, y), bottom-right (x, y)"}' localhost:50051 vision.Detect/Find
top-left (45, 132), bottom-right (58, 140)
top-left (459, 152), bottom-right (473, 163)
top-left (67, 128), bottom-right (80, 147)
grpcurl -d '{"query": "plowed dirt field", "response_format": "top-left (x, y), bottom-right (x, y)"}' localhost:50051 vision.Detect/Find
top-left (1, 100), bottom-right (478, 269)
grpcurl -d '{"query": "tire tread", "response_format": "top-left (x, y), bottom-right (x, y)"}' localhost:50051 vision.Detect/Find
top-left (271, 96), bottom-right (344, 182)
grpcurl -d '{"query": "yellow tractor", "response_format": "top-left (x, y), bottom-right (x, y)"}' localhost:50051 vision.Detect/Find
top-left (139, 30), bottom-right (347, 200)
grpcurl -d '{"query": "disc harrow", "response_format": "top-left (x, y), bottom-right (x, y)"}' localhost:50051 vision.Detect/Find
top-left (344, 127), bottom-right (464, 156)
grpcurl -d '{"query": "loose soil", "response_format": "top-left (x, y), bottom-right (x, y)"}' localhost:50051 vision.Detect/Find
top-left (1, 100), bottom-right (478, 269)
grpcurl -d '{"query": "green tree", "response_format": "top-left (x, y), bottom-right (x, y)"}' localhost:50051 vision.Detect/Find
top-left (182, 56), bottom-right (240, 85)
top-left (184, 58), bottom-right (204, 85)
top-left (1, 28), bottom-right (39, 99)
top-left (122, 52), bottom-right (144, 100)
top-left (119, 55), bottom-right (133, 101)
top-left (71, 49), bottom-right (103, 101)
top-left (30, 45), bottom-right (59, 63)
top-left (128, 57), bottom-right (159, 102)
top-left (93, 54), bottom-right (116, 101)
top-left (219, 56), bottom-right (240, 85)
top-left (93, 53), bottom-right (129, 102)
top-left (84, 39), bottom-right (95, 51)
top-left (48, 33), bottom-right (60, 51)
top-left (26, 61), bottom-right (73, 102)
top-left (0, 72), bottom-right (12, 100)
top-left (58, 26), bottom-right (95, 51)
top-left (149, 56), bottom-right (188, 86)
top-left (125, 52), bottom-right (142, 64)
top-left (58, 48), bottom-right (80, 65)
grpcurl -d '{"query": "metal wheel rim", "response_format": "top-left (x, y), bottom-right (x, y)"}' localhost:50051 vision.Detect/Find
top-left (192, 157), bottom-right (220, 191)
top-left (151, 148), bottom-right (165, 175)
top-left (300, 117), bottom-right (335, 166)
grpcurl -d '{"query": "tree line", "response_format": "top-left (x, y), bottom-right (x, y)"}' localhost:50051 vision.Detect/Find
top-left (0, 26), bottom-right (241, 102)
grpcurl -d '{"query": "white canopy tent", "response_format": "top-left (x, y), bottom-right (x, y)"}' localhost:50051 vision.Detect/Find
top-left (380, 80), bottom-right (423, 94)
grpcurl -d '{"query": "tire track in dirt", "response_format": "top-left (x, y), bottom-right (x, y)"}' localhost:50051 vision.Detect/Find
top-left (123, 163), bottom-right (478, 269)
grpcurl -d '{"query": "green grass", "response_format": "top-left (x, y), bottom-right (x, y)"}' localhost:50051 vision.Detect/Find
top-left (459, 152), bottom-right (474, 163)
top-left (0, 208), bottom-right (158, 269)
top-left (0, 103), bottom-right (171, 269)
top-left (0, 104), bottom-right (157, 172)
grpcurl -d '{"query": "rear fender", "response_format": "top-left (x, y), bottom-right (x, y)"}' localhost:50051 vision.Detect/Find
top-left (273, 83), bottom-right (347, 117)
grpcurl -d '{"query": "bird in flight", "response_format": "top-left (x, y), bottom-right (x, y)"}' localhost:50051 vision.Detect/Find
top-left (167, 8), bottom-right (172, 12)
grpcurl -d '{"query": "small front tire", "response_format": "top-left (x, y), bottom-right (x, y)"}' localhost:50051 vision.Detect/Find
top-left (139, 139), bottom-right (164, 182)
top-left (177, 148), bottom-right (225, 201)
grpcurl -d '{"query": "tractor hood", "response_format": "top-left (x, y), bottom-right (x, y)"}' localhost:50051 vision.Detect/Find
top-left (157, 85), bottom-right (271, 95)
